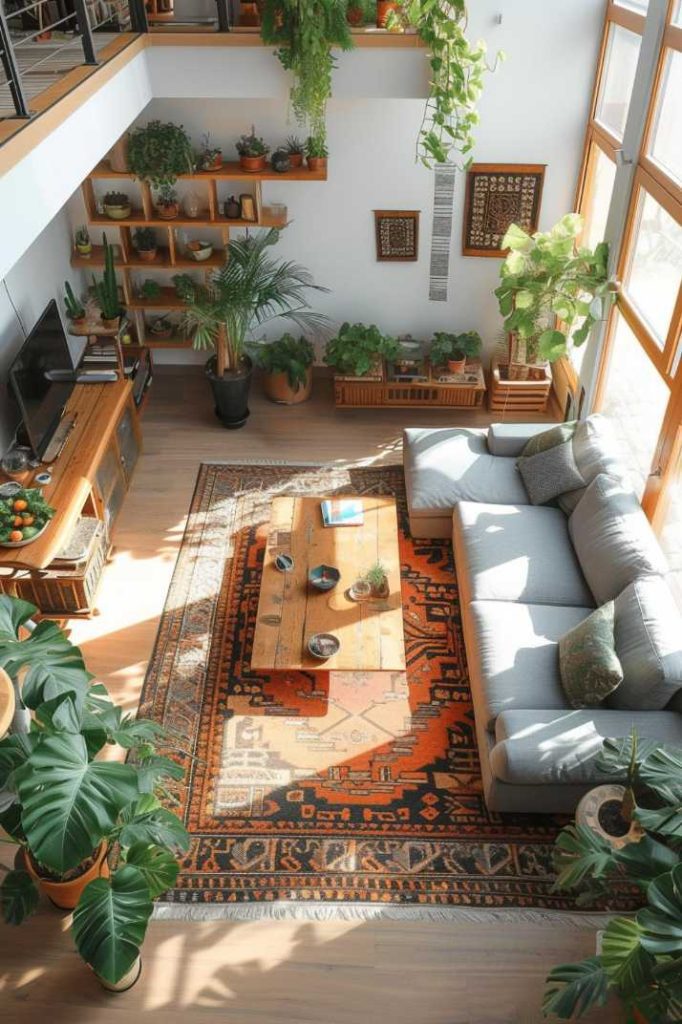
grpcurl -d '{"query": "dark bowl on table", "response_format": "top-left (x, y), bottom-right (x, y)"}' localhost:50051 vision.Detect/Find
top-left (308, 564), bottom-right (340, 591)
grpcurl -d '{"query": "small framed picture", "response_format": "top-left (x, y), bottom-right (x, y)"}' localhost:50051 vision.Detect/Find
top-left (240, 194), bottom-right (256, 222)
top-left (374, 210), bottom-right (419, 261)
top-left (462, 164), bottom-right (545, 257)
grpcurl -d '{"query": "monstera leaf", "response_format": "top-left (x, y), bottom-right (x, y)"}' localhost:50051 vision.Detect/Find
top-left (542, 957), bottom-right (610, 1019)
top-left (123, 842), bottom-right (179, 898)
top-left (597, 734), bottom-right (660, 779)
top-left (72, 865), bottom-right (152, 985)
top-left (601, 917), bottom-right (654, 996)
top-left (0, 595), bottom-right (36, 642)
top-left (17, 732), bottom-right (139, 874)
top-left (0, 870), bottom-right (40, 926)
top-left (552, 824), bottom-right (617, 892)
top-left (639, 866), bottom-right (682, 956)
top-left (118, 795), bottom-right (189, 852)
top-left (0, 616), bottom-right (92, 712)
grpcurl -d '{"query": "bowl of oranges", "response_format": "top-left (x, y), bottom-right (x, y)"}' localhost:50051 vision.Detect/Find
top-left (0, 488), bottom-right (55, 547)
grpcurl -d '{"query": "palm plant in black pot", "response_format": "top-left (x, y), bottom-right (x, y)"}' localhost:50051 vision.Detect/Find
top-left (179, 228), bottom-right (329, 428)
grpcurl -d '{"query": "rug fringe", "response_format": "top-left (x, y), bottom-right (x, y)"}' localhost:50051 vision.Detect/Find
top-left (153, 902), bottom-right (614, 928)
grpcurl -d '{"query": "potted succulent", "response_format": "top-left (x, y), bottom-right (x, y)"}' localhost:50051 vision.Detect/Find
top-left (186, 239), bottom-right (214, 263)
top-left (363, 560), bottom-right (389, 598)
top-left (64, 281), bottom-right (86, 325)
top-left (198, 132), bottom-right (222, 172)
top-left (179, 228), bottom-right (328, 429)
top-left (171, 273), bottom-right (194, 301)
top-left (140, 278), bottom-right (162, 300)
top-left (251, 333), bottom-right (315, 405)
top-left (148, 314), bottom-right (174, 340)
top-left (305, 134), bottom-right (328, 172)
top-left (495, 214), bottom-right (615, 378)
top-left (133, 227), bottom-right (158, 263)
top-left (543, 732), bottom-right (682, 1023)
top-left (74, 225), bottom-right (92, 258)
top-left (102, 190), bottom-right (131, 220)
top-left (155, 184), bottom-right (179, 220)
top-left (271, 149), bottom-right (291, 174)
top-left (236, 127), bottom-right (270, 173)
top-left (0, 595), bottom-right (189, 992)
top-left (324, 322), bottom-right (399, 378)
top-left (127, 119), bottom-right (194, 192)
top-left (429, 330), bottom-right (482, 373)
top-left (285, 135), bottom-right (304, 169)
top-left (92, 235), bottom-right (122, 326)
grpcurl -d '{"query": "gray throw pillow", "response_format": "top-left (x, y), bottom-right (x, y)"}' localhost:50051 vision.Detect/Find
top-left (520, 420), bottom-right (576, 458)
top-left (517, 439), bottom-right (585, 505)
top-left (559, 602), bottom-right (624, 708)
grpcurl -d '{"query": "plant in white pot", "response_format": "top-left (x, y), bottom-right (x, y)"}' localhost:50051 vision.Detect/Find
top-left (0, 595), bottom-right (189, 992)
top-left (179, 228), bottom-right (329, 428)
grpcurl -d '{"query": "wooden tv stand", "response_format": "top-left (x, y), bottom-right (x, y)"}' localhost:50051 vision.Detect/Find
top-left (0, 379), bottom-right (141, 613)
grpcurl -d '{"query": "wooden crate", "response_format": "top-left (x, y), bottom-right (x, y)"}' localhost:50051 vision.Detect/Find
top-left (11, 518), bottom-right (109, 615)
top-left (488, 358), bottom-right (552, 413)
top-left (334, 362), bottom-right (486, 409)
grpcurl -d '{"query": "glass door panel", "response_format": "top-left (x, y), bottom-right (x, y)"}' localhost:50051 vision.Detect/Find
top-left (595, 24), bottom-right (642, 139)
top-left (647, 49), bottom-right (682, 186)
top-left (623, 188), bottom-right (682, 347)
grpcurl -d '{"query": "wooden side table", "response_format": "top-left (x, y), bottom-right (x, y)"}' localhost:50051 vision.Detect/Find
top-left (0, 666), bottom-right (15, 738)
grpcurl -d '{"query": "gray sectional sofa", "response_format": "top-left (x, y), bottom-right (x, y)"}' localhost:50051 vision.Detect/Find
top-left (403, 416), bottom-right (682, 813)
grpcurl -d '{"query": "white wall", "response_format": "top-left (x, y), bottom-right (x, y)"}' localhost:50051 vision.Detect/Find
top-left (0, 209), bottom-right (86, 454)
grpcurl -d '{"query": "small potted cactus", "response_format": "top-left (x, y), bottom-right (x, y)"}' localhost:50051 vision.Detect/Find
top-left (92, 235), bottom-right (122, 326)
top-left (103, 191), bottom-right (131, 220)
top-left (198, 132), bottom-right (222, 172)
top-left (75, 225), bottom-right (92, 258)
top-left (133, 227), bottom-right (158, 263)
top-left (285, 135), bottom-right (304, 169)
top-left (305, 135), bottom-right (328, 173)
top-left (155, 184), bottom-right (179, 220)
top-left (236, 126), bottom-right (270, 173)
top-left (64, 281), bottom-right (85, 325)
top-left (363, 561), bottom-right (389, 599)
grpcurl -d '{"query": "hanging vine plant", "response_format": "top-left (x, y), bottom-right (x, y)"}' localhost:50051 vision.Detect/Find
top-left (397, 0), bottom-right (503, 168)
top-left (261, 0), bottom-right (353, 148)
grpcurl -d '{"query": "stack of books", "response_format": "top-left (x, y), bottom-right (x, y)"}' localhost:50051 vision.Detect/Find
top-left (80, 344), bottom-right (140, 379)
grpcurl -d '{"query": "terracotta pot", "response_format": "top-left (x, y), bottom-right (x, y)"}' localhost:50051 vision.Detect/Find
top-left (156, 203), bottom-right (179, 220)
top-left (108, 135), bottom-right (129, 173)
top-left (447, 357), bottom-right (466, 374)
top-left (263, 366), bottom-right (312, 405)
top-left (101, 315), bottom-right (121, 328)
top-left (24, 843), bottom-right (109, 910)
top-left (288, 152), bottom-right (303, 169)
top-left (239, 154), bottom-right (267, 173)
top-left (376, 0), bottom-right (400, 28)
top-left (202, 154), bottom-right (222, 172)
top-left (238, 1), bottom-right (260, 26)
top-left (137, 248), bottom-right (157, 263)
top-left (95, 955), bottom-right (142, 993)
top-left (307, 156), bottom-right (327, 173)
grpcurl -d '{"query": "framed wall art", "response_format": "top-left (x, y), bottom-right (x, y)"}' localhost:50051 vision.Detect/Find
top-left (462, 164), bottom-right (545, 257)
top-left (374, 210), bottom-right (420, 261)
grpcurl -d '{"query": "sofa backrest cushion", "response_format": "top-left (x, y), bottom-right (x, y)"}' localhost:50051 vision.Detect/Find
top-left (611, 575), bottom-right (682, 710)
top-left (558, 414), bottom-right (629, 514)
top-left (519, 421), bottom-right (577, 458)
top-left (569, 474), bottom-right (668, 604)
top-left (517, 439), bottom-right (585, 505)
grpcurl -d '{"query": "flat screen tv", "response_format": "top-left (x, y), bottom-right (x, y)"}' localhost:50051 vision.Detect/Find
top-left (8, 299), bottom-right (75, 459)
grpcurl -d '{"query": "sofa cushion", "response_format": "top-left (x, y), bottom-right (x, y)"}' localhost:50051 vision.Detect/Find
top-left (520, 421), bottom-right (576, 458)
top-left (487, 422), bottom-right (556, 457)
top-left (403, 428), bottom-right (529, 522)
top-left (468, 600), bottom-right (592, 731)
top-left (569, 474), bottom-right (669, 604)
top-left (490, 708), bottom-right (682, 786)
top-left (559, 414), bottom-right (629, 513)
top-left (559, 602), bottom-right (623, 708)
top-left (517, 440), bottom-right (585, 505)
top-left (610, 575), bottom-right (682, 710)
top-left (453, 501), bottom-right (594, 607)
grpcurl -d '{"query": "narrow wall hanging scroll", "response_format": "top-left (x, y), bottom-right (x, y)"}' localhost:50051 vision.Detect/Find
top-left (429, 164), bottom-right (456, 301)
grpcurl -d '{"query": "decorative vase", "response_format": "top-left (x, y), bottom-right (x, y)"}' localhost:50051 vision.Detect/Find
top-left (206, 355), bottom-right (253, 429)
top-left (224, 196), bottom-right (241, 220)
top-left (263, 366), bottom-right (312, 405)
top-left (157, 203), bottom-right (179, 220)
top-left (270, 150), bottom-right (291, 174)
top-left (183, 190), bottom-right (202, 218)
top-left (23, 842), bottom-right (109, 910)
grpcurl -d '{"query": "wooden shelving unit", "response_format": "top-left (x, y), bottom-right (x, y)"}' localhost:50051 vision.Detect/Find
top-left (74, 160), bottom-right (326, 348)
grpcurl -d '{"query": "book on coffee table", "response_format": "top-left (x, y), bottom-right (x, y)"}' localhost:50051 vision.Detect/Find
top-left (320, 498), bottom-right (364, 527)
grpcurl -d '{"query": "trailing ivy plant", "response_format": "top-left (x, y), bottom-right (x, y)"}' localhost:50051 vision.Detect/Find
top-left (398, 0), bottom-right (503, 168)
top-left (261, 0), bottom-right (352, 148)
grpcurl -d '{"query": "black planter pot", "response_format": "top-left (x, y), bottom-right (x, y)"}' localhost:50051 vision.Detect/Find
top-left (206, 355), bottom-right (253, 429)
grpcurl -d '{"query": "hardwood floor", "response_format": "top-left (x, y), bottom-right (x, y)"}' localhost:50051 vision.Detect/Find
top-left (0, 370), bottom-right (619, 1023)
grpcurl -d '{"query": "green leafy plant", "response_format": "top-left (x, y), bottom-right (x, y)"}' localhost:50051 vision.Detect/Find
top-left (324, 322), bottom-right (399, 376)
top-left (179, 228), bottom-right (329, 376)
top-left (171, 273), bottom-right (195, 301)
top-left (399, 0), bottom-right (503, 167)
top-left (543, 733), bottom-right (682, 1021)
top-left (429, 330), bottom-right (481, 366)
top-left (236, 127), bottom-right (270, 158)
top-left (156, 184), bottom-right (178, 210)
top-left (495, 214), bottom-right (615, 364)
top-left (127, 120), bottom-right (194, 189)
top-left (363, 561), bottom-right (388, 593)
top-left (92, 234), bottom-right (120, 321)
top-left (285, 135), bottom-right (304, 155)
top-left (103, 191), bottom-right (130, 208)
top-left (250, 333), bottom-right (314, 391)
top-left (64, 280), bottom-right (85, 321)
top-left (133, 227), bottom-right (157, 252)
top-left (140, 278), bottom-right (161, 300)
top-left (0, 595), bottom-right (189, 987)
top-left (75, 225), bottom-right (90, 247)
top-left (305, 134), bottom-right (329, 159)
top-left (261, 0), bottom-right (352, 145)
top-left (198, 132), bottom-right (222, 169)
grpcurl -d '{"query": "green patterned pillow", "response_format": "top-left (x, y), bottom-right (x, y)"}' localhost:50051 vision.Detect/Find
top-left (559, 602), bottom-right (624, 708)
top-left (520, 420), bottom-right (577, 458)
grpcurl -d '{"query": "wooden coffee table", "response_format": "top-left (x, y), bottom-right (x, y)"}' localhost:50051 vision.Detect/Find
top-left (251, 495), bottom-right (406, 672)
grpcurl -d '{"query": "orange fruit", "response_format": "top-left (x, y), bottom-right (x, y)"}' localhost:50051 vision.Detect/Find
top-left (13, 517), bottom-right (23, 527)
top-left (21, 514), bottom-right (35, 526)
top-left (9, 531), bottom-right (23, 542)
top-left (13, 500), bottom-right (27, 512)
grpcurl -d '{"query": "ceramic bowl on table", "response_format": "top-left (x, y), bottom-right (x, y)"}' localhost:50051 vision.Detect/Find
top-left (187, 241), bottom-right (214, 262)
top-left (308, 564), bottom-right (340, 591)
top-left (307, 633), bottom-right (340, 660)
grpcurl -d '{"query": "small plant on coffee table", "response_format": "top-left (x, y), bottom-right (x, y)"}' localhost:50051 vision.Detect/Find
top-left (364, 561), bottom-right (389, 597)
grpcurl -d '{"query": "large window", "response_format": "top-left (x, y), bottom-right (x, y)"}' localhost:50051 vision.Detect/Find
top-left (576, 0), bottom-right (682, 601)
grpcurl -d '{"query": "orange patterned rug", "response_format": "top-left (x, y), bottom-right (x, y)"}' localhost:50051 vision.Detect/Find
top-left (139, 463), bottom-right (598, 913)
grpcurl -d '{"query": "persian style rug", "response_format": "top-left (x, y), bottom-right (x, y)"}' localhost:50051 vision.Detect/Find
top-left (139, 462), bottom-right (620, 918)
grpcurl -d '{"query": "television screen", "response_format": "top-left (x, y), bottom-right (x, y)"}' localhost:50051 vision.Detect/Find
top-left (9, 300), bottom-right (75, 459)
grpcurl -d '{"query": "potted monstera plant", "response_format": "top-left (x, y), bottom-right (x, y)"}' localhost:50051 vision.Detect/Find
top-left (543, 732), bottom-right (682, 1022)
top-left (179, 228), bottom-right (329, 428)
top-left (0, 595), bottom-right (189, 992)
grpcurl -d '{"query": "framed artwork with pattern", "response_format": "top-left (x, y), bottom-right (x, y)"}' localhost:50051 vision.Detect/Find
top-left (462, 164), bottom-right (545, 257)
top-left (374, 210), bottom-right (420, 261)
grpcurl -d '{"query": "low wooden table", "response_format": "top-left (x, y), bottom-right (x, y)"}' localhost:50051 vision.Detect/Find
top-left (251, 496), bottom-right (406, 672)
